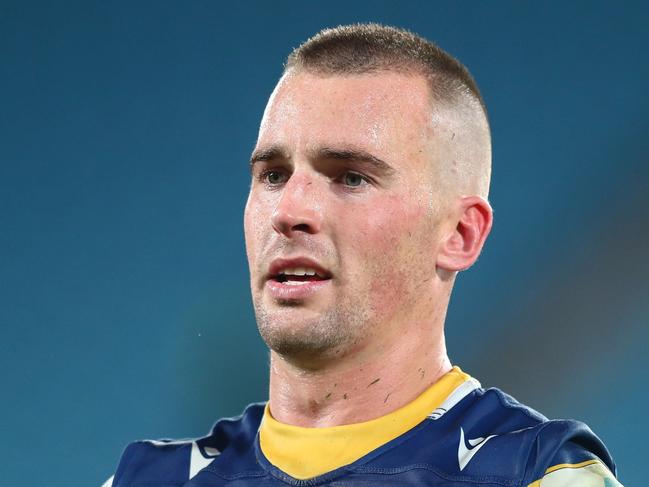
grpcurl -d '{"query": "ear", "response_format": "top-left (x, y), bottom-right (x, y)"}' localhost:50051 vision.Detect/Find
top-left (436, 196), bottom-right (493, 272)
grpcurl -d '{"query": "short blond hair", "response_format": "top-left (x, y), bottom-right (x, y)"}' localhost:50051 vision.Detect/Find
top-left (285, 23), bottom-right (487, 118)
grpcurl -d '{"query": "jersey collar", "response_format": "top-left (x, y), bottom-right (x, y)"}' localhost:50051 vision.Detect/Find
top-left (259, 366), bottom-right (474, 479)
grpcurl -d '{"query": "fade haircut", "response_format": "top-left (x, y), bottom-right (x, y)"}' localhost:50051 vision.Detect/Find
top-left (285, 23), bottom-right (487, 118)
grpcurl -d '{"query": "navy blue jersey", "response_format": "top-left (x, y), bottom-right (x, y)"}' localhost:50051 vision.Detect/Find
top-left (106, 375), bottom-right (621, 486)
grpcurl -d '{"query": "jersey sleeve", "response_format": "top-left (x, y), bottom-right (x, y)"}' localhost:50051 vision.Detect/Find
top-left (109, 439), bottom-right (195, 486)
top-left (528, 459), bottom-right (621, 486)
top-left (523, 420), bottom-right (622, 486)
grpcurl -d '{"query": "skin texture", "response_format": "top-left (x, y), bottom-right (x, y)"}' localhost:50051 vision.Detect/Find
top-left (244, 70), bottom-right (492, 427)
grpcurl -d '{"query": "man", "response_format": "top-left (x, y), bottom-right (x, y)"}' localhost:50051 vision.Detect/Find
top-left (106, 24), bottom-right (621, 486)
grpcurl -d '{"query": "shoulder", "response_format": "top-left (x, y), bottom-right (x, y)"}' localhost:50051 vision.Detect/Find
top-left (108, 402), bottom-right (265, 487)
top-left (386, 382), bottom-right (621, 486)
top-left (446, 385), bottom-right (621, 486)
top-left (523, 417), bottom-right (621, 486)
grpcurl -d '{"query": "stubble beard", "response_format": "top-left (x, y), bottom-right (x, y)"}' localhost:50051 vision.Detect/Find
top-left (254, 297), bottom-right (370, 363)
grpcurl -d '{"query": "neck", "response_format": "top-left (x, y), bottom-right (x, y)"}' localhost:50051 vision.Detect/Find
top-left (267, 321), bottom-right (452, 427)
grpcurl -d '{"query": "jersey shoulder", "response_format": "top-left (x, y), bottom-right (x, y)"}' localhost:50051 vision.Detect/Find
top-left (110, 402), bottom-right (265, 487)
top-left (523, 414), bottom-right (621, 486)
top-left (407, 384), bottom-right (620, 486)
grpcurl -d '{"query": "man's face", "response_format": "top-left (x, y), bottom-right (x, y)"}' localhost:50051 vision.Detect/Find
top-left (244, 70), bottom-right (450, 362)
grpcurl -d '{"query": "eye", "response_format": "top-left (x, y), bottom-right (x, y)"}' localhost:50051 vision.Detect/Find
top-left (261, 170), bottom-right (288, 186)
top-left (341, 171), bottom-right (367, 187)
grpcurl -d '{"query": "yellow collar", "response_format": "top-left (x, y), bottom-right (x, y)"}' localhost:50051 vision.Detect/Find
top-left (259, 366), bottom-right (471, 479)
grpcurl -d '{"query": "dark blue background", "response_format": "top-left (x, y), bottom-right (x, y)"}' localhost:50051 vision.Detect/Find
top-left (1, 2), bottom-right (646, 485)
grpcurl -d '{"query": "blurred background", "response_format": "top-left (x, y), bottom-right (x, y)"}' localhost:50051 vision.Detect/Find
top-left (1, 1), bottom-right (647, 485)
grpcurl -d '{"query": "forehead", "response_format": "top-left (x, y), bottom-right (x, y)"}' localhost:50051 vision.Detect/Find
top-left (257, 71), bottom-right (435, 163)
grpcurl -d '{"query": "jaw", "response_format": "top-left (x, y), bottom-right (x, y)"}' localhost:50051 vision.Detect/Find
top-left (253, 289), bottom-right (368, 368)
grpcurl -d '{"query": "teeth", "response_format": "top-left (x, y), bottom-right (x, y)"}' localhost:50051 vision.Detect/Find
top-left (284, 280), bottom-right (306, 285)
top-left (281, 267), bottom-right (319, 276)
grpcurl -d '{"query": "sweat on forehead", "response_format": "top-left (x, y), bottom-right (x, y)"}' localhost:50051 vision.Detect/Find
top-left (257, 72), bottom-right (435, 170)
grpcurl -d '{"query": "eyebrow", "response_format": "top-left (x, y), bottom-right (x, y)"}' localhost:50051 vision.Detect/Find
top-left (249, 145), bottom-right (395, 176)
top-left (249, 146), bottom-right (288, 169)
top-left (312, 147), bottom-right (396, 176)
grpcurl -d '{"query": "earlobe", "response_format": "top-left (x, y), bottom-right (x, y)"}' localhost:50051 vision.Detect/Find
top-left (436, 196), bottom-right (493, 272)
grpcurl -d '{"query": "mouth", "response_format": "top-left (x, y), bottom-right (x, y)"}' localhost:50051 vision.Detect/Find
top-left (273, 266), bottom-right (330, 285)
top-left (265, 258), bottom-right (333, 298)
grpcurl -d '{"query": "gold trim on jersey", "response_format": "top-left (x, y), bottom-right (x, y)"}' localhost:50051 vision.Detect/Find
top-left (528, 459), bottom-right (622, 487)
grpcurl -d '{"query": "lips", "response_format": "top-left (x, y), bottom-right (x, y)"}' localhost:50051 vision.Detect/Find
top-left (265, 257), bottom-right (332, 300)
top-left (267, 257), bottom-right (332, 283)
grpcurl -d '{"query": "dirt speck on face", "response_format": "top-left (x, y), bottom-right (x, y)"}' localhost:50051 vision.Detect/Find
top-left (367, 378), bottom-right (381, 387)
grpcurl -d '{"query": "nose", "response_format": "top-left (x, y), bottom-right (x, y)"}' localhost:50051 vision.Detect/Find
top-left (271, 175), bottom-right (322, 236)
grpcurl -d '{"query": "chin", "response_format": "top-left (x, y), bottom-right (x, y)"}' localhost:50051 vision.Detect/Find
top-left (254, 305), bottom-right (356, 360)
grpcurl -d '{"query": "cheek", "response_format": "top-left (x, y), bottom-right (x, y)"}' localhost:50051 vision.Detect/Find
top-left (244, 195), bottom-right (267, 261)
top-left (360, 194), bottom-right (430, 256)
top-left (350, 196), bottom-right (432, 313)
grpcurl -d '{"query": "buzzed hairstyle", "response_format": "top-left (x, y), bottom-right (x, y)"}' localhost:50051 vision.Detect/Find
top-left (285, 23), bottom-right (487, 117)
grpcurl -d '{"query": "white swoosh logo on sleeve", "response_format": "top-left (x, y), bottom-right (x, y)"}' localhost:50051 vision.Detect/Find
top-left (457, 427), bottom-right (497, 471)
